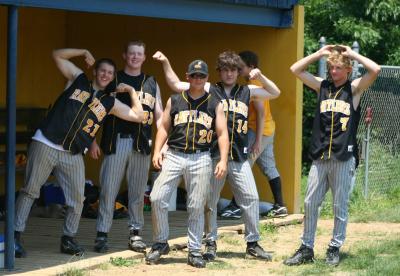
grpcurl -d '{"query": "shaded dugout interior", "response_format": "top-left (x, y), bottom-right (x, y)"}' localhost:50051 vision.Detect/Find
top-left (0, 5), bottom-right (304, 213)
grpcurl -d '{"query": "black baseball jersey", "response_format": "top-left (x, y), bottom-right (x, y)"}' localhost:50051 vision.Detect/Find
top-left (309, 80), bottom-right (361, 162)
top-left (40, 73), bottom-right (115, 154)
top-left (100, 71), bottom-right (158, 155)
top-left (210, 83), bottom-right (250, 162)
top-left (168, 90), bottom-right (219, 153)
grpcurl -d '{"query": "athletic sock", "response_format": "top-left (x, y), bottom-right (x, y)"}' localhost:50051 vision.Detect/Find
top-left (269, 177), bottom-right (284, 206)
top-left (97, 231), bottom-right (108, 238)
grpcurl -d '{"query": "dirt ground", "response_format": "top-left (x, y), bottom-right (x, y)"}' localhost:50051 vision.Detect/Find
top-left (87, 220), bottom-right (400, 276)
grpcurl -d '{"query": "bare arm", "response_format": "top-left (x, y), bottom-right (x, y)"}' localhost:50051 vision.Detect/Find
top-left (248, 69), bottom-right (281, 100)
top-left (289, 45), bottom-right (333, 92)
top-left (153, 98), bottom-right (172, 169)
top-left (250, 100), bottom-right (265, 158)
top-left (154, 83), bottom-right (164, 128)
top-left (152, 51), bottom-right (189, 92)
top-left (52, 48), bottom-right (95, 82)
top-left (109, 83), bottom-right (144, 122)
top-left (214, 103), bottom-right (229, 179)
top-left (342, 45), bottom-right (381, 95)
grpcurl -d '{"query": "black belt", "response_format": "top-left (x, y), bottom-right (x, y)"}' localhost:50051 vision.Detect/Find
top-left (170, 147), bottom-right (210, 154)
top-left (119, 133), bottom-right (133, 139)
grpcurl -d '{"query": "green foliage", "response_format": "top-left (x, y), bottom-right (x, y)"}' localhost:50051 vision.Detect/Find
top-left (259, 222), bottom-right (278, 237)
top-left (299, 0), bottom-right (400, 65)
top-left (299, 0), bottom-right (400, 176)
top-left (109, 257), bottom-right (139, 267)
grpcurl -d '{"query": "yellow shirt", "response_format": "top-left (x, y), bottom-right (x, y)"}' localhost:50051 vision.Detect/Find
top-left (247, 79), bottom-right (275, 136)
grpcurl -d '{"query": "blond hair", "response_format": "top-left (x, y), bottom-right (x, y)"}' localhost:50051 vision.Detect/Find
top-left (327, 46), bottom-right (352, 68)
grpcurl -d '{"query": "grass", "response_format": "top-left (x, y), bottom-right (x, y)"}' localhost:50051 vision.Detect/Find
top-left (57, 267), bottom-right (86, 276)
top-left (207, 259), bottom-right (234, 270)
top-left (220, 235), bottom-right (241, 246)
top-left (109, 256), bottom-right (140, 267)
top-left (278, 237), bottom-right (400, 276)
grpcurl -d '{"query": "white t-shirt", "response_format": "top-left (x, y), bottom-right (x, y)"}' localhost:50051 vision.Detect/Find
top-left (32, 129), bottom-right (67, 152)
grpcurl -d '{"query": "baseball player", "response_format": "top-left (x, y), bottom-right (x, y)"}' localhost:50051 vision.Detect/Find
top-left (90, 41), bottom-right (163, 253)
top-left (284, 45), bottom-right (380, 266)
top-left (14, 48), bottom-right (144, 257)
top-left (145, 60), bottom-right (229, 268)
top-left (240, 50), bottom-right (287, 217)
top-left (152, 50), bottom-right (281, 261)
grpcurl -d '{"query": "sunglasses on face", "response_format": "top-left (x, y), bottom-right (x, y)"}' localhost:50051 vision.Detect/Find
top-left (189, 73), bottom-right (207, 79)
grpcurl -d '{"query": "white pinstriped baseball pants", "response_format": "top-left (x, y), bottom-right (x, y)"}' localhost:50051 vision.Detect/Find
top-left (247, 129), bottom-right (280, 180)
top-left (302, 157), bottom-right (356, 248)
top-left (15, 141), bottom-right (85, 236)
top-left (96, 136), bottom-right (151, 233)
top-left (150, 149), bottom-right (211, 251)
top-left (205, 159), bottom-right (260, 242)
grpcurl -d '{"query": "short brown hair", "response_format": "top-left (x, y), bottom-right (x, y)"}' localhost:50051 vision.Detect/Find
top-left (216, 51), bottom-right (244, 72)
top-left (125, 40), bottom-right (146, 53)
top-left (94, 58), bottom-right (116, 73)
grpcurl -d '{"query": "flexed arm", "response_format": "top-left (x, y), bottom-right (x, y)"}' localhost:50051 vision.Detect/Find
top-left (109, 83), bottom-right (144, 122)
top-left (52, 48), bottom-right (95, 82)
top-left (248, 69), bottom-right (281, 100)
top-left (152, 51), bottom-right (189, 92)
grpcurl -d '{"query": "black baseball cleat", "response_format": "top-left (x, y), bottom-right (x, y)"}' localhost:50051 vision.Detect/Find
top-left (14, 238), bottom-right (27, 258)
top-left (94, 236), bottom-right (109, 253)
top-left (326, 245), bottom-right (340, 266)
top-left (284, 244), bottom-right (314, 266)
top-left (145, 242), bottom-right (170, 265)
top-left (188, 250), bottom-right (206, 268)
top-left (202, 241), bottom-right (217, 261)
top-left (60, 235), bottom-right (85, 256)
top-left (129, 229), bottom-right (146, 253)
top-left (246, 242), bottom-right (272, 261)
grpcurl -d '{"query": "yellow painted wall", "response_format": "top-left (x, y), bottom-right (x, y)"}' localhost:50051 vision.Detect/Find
top-left (0, 6), bottom-right (304, 212)
top-left (0, 7), bottom-right (67, 193)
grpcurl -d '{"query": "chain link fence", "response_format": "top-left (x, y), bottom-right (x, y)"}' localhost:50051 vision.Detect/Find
top-left (355, 66), bottom-right (400, 195)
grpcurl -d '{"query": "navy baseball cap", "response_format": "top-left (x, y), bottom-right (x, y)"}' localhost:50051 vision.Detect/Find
top-left (187, 60), bottom-right (208, 75)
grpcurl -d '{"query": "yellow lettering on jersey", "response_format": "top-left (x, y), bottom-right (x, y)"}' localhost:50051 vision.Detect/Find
top-left (137, 91), bottom-right (156, 109)
top-left (173, 110), bottom-right (213, 129)
top-left (228, 99), bottom-right (248, 117)
top-left (70, 89), bottom-right (91, 103)
top-left (340, 117), bottom-right (350, 131)
top-left (88, 98), bottom-right (107, 122)
top-left (320, 99), bottom-right (350, 115)
top-left (221, 99), bottom-right (229, 112)
top-left (142, 110), bottom-right (154, 125)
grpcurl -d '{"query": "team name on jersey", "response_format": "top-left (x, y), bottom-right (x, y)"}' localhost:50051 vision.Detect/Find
top-left (221, 99), bottom-right (248, 117)
top-left (320, 99), bottom-right (351, 116)
top-left (137, 91), bottom-right (156, 109)
top-left (88, 98), bottom-right (107, 122)
top-left (70, 89), bottom-right (91, 103)
top-left (173, 110), bottom-right (213, 129)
